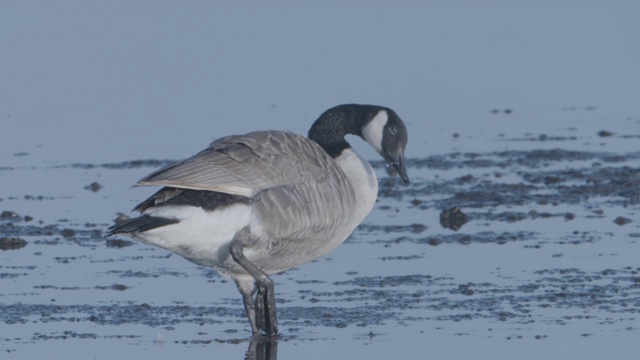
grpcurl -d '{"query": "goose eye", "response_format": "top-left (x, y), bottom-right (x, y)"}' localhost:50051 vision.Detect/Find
top-left (388, 126), bottom-right (398, 135)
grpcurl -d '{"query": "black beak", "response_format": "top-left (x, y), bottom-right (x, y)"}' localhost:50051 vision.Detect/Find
top-left (383, 150), bottom-right (410, 184)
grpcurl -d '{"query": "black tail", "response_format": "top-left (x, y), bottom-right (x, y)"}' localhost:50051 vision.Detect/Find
top-left (107, 215), bottom-right (179, 236)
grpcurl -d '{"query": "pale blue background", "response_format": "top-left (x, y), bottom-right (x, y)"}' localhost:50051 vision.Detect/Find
top-left (1, 1), bottom-right (640, 359)
top-left (2, 1), bottom-right (639, 165)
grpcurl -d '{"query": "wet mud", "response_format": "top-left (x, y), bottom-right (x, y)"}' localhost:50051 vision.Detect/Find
top-left (1, 147), bottom-right (639, 350)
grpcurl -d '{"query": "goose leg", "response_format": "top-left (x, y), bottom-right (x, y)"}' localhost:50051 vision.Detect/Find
top-left (255, 285), bottom-right (266, 331)
top-left (254, 278), bottom-right (277, 335)
top-left (230, 238), bottom-right (278, 336)
top-left (234, 277), bottom-right (258, 334)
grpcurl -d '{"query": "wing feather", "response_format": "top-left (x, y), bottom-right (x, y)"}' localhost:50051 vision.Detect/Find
top-left (136, 131), bottom-right (337, 198)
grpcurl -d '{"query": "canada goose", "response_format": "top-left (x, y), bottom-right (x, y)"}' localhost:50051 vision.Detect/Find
top-left (108, 104), bottom-right (409, 336)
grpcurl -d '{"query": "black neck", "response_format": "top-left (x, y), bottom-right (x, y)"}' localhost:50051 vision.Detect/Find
top-left (308, 104), bottom-right (382, 158)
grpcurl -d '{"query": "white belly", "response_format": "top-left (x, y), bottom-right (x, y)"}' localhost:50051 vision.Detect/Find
top-left (134, 204), bottom-right (252, 268)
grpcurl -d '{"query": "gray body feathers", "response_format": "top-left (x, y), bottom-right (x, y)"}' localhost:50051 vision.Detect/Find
top-left (120, 130), bottom-right (364, 276)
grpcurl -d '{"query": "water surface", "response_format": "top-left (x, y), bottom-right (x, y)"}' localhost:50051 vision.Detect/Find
top-left (1, 2), bottom-right (640, 359)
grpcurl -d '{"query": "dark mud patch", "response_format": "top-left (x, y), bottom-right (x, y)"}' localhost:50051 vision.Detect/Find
top-left (105, 238), bottom-right (134, 248)
top-left (303, 266), bottom-right (640, 325)
top-left (2, 266), bottom-right (637, 332)
top-left (373, 149), bottom-right (640, 172)
top-left (396, 163), bottom-right (640, 210)
top-left (0, 237), bottom-right (27, 250)
top-left (31, 332), bottom-right (140, 341)
top-left (374, 149), bottom-right (640, 236)
top-left (357, 223), bottom-right (428, 235)
top-left (105, 268), bottom-right (195, 279)
top-left (0, 303), bottom-right (233, 328)
top-left (2, 148), bottom-right (639, 348)
top-left (32, 284), bottom-right (128, 291)
top-left (67, 159), bottom-right (177, 170)
top-left (84, 181), bottom-right (103, 192)
top-left (439, 207), bottom-right (468, 230)
top-left (0, 222), bottom-right (105, 249)
top-left (362, 228), bottom-right (605, 248)
top-left (376, 231), bottom-right (537, 246)
top-left (1, 210), bottom-right (22, 220)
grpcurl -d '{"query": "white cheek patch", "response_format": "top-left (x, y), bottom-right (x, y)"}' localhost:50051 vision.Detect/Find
top-left (361, 110), bottom-right (388, 153)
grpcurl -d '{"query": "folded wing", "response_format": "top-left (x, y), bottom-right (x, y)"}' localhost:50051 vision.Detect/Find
top-left (136, 131), bottom-right (340, 198)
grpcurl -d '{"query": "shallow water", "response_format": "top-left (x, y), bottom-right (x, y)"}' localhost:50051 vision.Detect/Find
top-left (2, 2), bottom-right (640, 359)
top-left (2, 128), bottom-right (639, 358)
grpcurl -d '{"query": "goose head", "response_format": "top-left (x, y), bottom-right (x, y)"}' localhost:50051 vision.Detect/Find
top-left (361, 107), bottom-right (409, 184)
top-left (309, 104), bottom-right (409, 184)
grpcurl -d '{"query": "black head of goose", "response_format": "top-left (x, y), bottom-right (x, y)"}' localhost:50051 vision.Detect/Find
top-left (108, 104), bottom-right (409, 336)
